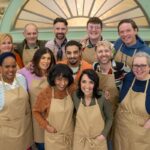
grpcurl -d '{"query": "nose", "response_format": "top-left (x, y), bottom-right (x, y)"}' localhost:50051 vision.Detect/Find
top-left (60, 79), bottom-right (66, 85)
top-left (44, 58), bottom-right (49, 63)
top-left (101, 51), bottom-right (106, 56)
top-left (9, 66), bottom-right (15, 72)
top-left (71, 53), bottom-right (74, 58)
top-left (58, 28), bottom-right (63, 33)
top-left (84, 82), bottom-right (90, 88)
top-left (122, 31), bottom-right (128, 36)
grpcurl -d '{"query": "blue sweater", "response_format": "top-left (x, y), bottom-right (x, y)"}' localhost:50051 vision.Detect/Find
top-left (114, 36), bottom-right (150, 56)
top-left (119, 72), bottom-right (150, 114)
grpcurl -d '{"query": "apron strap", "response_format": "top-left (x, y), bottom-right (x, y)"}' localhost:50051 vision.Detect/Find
top-left (131, 78), bottom-right (149, 93)
top-left (144, 79), bottom-right (149, 93)
top-left (119, 44), bottom-right (136, 66)
top-left (52, 88), bottom-right (54, 98)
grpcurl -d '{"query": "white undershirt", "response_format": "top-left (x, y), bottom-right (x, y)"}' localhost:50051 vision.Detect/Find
top-left (0, 73), bottom-right (27, 110)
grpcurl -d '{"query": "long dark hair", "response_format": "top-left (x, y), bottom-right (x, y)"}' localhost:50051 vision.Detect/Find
top-left (32, 47), bottom-right (56, 77)
top-left (77, 69), bottom-right (101, 99)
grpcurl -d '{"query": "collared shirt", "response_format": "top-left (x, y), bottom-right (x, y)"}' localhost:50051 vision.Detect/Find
top-left (45, 38), bottom-right (67, 61)
top-left (81, 37), bottom-right (103, 49)
top-left (0, 73), bottom-right (27, 110)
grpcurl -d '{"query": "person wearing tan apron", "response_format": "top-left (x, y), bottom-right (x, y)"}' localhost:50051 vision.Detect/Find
top-left (0, 78), bottom-right (33, 150)
top-left (45, 88), bottom-right (74, 150)
top-left (29, 77), bottom-right (48, 144)
top-left (82, 46), bottom-right (97, 65)
top-left (114, 44), bottom-right (136, 68)
top-left (73, 98), bottom-right (108, 150)
top-left (22, 45), bottom-right (38, 66)
top-left (73, 69), bottom-right (113, 150)
top-left (98, 73), bottom-right (119, 115)
top-left (113, 78), bottom-right (150, 150)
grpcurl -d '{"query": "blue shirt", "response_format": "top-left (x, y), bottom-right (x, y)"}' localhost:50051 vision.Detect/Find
top-left (119, 72), bottom-right (150, 114)
top-left (114, 35), bottom-right (150, 56)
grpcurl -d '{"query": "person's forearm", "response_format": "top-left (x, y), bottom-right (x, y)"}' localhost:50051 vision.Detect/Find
top-left (33, 110), bottom-right (48, 129)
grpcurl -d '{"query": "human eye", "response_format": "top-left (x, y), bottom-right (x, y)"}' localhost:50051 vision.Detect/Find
top-left (81, 80), bottom-right (86, 83)
top-left (89, 80), bottom-right (94, 85)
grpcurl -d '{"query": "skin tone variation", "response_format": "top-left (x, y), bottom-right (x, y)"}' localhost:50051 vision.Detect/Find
top-left (80, 73), bottom-right (106, 141)
top-left (87, 23), bottom-right (102, 45)
top-left (53, 22), bottom-right (68, 45)
top-left (118, 22), bottom-right (137, 46)
top-left (0, 56), bottom-right (17, 84)
top-left (132, 56), bottom-right (150, 81)
top-left (23, 24), bottom-right (38, 46)
top-left (96, 43), bottom-right (113, 74)
top-left (38, 53), bottom-right (51, 76)
top-left (0, 35), bottom-right (13, 54)
top-left (65, 45), bottom-right (81, 67)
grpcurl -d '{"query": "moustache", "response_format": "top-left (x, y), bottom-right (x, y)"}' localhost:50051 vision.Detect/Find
top-left (56, 33), bottom-right (65, 36)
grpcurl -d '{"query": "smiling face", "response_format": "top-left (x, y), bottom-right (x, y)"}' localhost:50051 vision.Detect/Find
top-left (118, 23), bottom-right (137, 46)
top-left (80, 74), bottom-right (94, 98)
top-left (23, 24), bottom-right (38, 45)
top-left (39, 53), bottom-right (51, 71)
top-left (132, 56), bottom-right (150, 80)
top-left (53, 22), bottom-right (68, 40)
top-left (87, 23), bottom-right (102, 41)
top-left (54, 75), bottom-right (69, 91)
top-left (0, 57), bottom-right (17, 83)
top-left (96, 45), bottom-right (112, 64)
top-left (65, 45), bottom-right (81, 66)
top-left (0, 36), bottom-right (13, 54)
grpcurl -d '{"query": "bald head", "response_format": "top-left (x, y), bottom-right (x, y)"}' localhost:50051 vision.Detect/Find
top-left (23, 23), bottom-right (38, 46)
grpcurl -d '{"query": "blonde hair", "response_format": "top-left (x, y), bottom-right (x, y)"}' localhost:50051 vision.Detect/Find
top-left (0, 33), bottom-right (13, 44)
top-left (96, 40), bottom-right (114, 51)
top-left (0, 33), bottom-right (13, 53)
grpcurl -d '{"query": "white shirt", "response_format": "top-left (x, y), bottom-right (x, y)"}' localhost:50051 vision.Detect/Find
top-left (0, 73), bottom-right (27, 110)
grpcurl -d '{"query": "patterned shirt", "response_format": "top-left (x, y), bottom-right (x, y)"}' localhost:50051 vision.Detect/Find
top-left (93, 60), bottom-right (129, 91)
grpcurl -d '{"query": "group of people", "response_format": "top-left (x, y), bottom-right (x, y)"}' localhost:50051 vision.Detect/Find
top-left (0, 16), bottom-right (150, 150)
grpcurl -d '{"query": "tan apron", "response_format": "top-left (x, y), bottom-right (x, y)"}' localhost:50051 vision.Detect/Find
top-left (0, 80), bottom-right (33, 150)
top-left (45, 88), bottom-right (74, 150)
top-left (82, 47), bottom-right (97, 64)
top-left (29, 77), bottom-right (48, 143)
top-left (113, 78), bottom-right (150, 150)
top-left (22, 45), bottom-right (38, 65)
top-left (114, 44), bottom-right (136, 68)
top-left (97, 73), bottom-right (119, 114)
top-left (73, 99), bottom-right (108, 150)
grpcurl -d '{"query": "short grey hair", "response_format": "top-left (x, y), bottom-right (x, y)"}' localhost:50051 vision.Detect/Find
top-left (133, 52), bottom-right (150, 66)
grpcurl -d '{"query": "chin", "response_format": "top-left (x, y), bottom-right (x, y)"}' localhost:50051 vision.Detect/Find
top-left (136, 76), bottom-right (144, 80)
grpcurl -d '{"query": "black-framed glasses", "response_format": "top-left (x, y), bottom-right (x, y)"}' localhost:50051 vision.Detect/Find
top-left (132, 64), bottom-right (148, 69)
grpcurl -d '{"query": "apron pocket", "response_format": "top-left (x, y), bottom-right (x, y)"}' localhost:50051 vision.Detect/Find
top-left (95, 138), bottom-right (107, 150)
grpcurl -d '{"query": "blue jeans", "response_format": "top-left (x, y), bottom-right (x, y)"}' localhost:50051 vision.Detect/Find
top-left (36, 143), bottom-right (45, 150)
top-left (107, 140), bottom-right (113, 150)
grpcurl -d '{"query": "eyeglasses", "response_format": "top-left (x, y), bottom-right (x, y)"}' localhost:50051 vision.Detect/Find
top-left (132, 64), bottom-right (148, 69)
top-left (88, 25), bottom-right (101, 30)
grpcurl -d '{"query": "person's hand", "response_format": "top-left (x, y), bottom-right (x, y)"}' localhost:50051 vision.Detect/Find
top-left (46, 125), bottom-right (57, 133)
top-left (96, 134), bottom-right (106, 142)
top-left (25, 61), bottom-right (34, 71)
top-left (144, 119), bottom-right (150, 129)
top-left (104, 90), bottom-right (110, 100)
